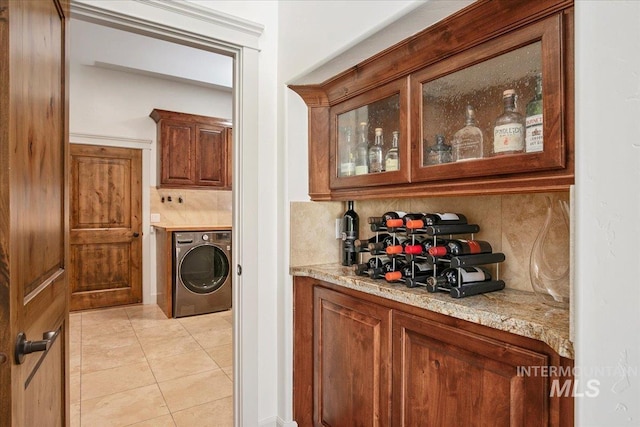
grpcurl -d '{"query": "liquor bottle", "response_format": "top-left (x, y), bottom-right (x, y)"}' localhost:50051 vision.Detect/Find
top-left (525, 74), bottom-right (543, 153)
top-left (425, 134), bottom-right (452, 165)
top-left (355, 122), bottom-right (369, 175)
top-left (427, 266), bottom-right (492, 288)
top-left (493, 89), bottom-right (525, 155)
top-left (368, 211), bottom-right (407, 229)
top-left (452, 105), bottom-right (484, 161)
top-left (353, 256), bottom-right (390, 276)
top-left (368, 127), bottom-right (384, 173)
top-left (341, 201), bottom-right (359, 266)
top-left (405, 213), bottom-right (468, 230)
top-left (339, 128), bottom-right (356, 177)
top-left (354, 233), bottom-right (391, 249)
top-left (428, 239), bottom-right (493, 257)
top-left (384, 130), bottom-right (400, 171)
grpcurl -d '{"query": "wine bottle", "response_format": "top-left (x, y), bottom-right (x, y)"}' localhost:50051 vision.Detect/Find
top-left (341, 201), bottom-right (359, 266)
top-left (368, 258), bottom-right (406, 279)
top-left (404, 237), bottom-right (447, 255)
top-left (385, 261), bottom-right (437, 283)
top-left (381, 210), bottom-right (407, 228)
top-left (353, 256), bottom-right (390, 276)
top-left (428, 239), bottom-right (493, 257)
top-left (427, 266), bottom-right (492, 288)
top-left (384, 130), bottom-right (400, 171)
top-left (354, 233), bottom-right (391, 249)
top-left (525, 74), bottom-right (543, 153)
top-left (405, 213), bottom-right (468, 230)
top-left (368, 234), bottom-right (407, 252)
top-left (368, 127), bottom-right (384, 173)
top-left (355, 122), bottom-right (369, 175)
top-left (493, 89), bottom-right (525, 155)
top-left (452, 105), bottom-right (484, 162)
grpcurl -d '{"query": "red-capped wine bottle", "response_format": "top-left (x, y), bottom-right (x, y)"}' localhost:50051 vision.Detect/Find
top-left (354, 233), bottom-right (391, 249)
top-left (404, 237), bottom-right (447, 255)
top-left (369, 234), bottom-right (406, 252)
top-left (427, 266), bottom-right (491, 287)
top-left (384, 236), bottom-right (412, 255)
top-left (368, 258), bottom-right (406, 279)
top-left (380, 211), bottom-right (408, 228)
top-left (385, 261), bottom-right (436, 282)
top-left (405, 213), bottom-right (468, 229)
top-left (341, 201), bottom-right (359, 266)
top-left (428, 239), bottom-right (492, 257)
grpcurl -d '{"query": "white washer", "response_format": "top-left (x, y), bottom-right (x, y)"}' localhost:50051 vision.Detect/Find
top-left (173, 230), bottom-right (232, 318)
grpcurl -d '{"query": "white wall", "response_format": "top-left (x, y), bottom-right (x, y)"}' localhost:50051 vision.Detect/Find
top-left (575, 1), bottom-right (640, 425)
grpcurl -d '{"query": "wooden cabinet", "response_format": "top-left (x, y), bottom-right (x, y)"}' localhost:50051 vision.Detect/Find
top-left (150, 109), bottom-right (232, 189)
top-left (289, 0), bottom-right (574, 200)
top-left (294, 277), bottom-right (574, 426)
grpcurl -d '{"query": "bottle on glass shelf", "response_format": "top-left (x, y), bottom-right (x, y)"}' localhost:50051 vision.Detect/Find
top-left (493, 89), bottom-right (525, 155)
top-left (353, 256), bottom-right (390, 276)
top-left (354, 234), bottom-right (391, 250)
top-left (355, 122), bottom-right (370, 175)
top-left (452, 105), bottom-right (484, 162)
top-left (368, 127), bottom-right (384, 173)
top-left (428, 239), bottom-right (493, 257)
top-left (339, 128), bottom-right (356, 177)
top-left (384, 130), bottom-right (400, 171)
top-left (405, 213), bottom-right (468, 230)
top-left (340, 201), bottom-right (359, 266)
top-left (425, 134), bottom-right (452, 165)
top-left (525, 74), bottom-right (544, 153)
top-left (427, 266), bottom-right (492, 288)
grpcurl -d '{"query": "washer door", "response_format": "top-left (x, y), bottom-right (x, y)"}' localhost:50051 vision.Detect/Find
top-left (179, 244), bottom-right (230, 294)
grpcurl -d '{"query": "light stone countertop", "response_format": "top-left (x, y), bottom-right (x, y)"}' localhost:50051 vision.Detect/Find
top-left (291, 263), bottom-right (574, 359)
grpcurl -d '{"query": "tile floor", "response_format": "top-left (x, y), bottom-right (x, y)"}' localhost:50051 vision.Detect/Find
top-left (70, 304), bottom-right (233, 427)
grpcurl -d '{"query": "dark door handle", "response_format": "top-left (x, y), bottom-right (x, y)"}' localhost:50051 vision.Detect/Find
top-left (14, 331), bottom-right (57, 364)
top-left (133, 232), bottom-right (140, 238)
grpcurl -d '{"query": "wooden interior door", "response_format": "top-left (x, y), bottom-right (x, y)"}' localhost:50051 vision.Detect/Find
top-left (69, 144), bottom-right (142, 311)
top-left (0, 0), bottom-right (69, 425)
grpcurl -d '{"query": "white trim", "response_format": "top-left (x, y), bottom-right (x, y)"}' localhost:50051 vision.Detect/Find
top-left (259, 415), bottom-right (299, 427)
top-left (69, 1), bottom-right (262, 425)
top-left (70, 132), bottom-right (152, 149)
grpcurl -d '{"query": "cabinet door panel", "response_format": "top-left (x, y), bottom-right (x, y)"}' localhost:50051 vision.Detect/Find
top-left (393, 311), bottom-right (549, 427)
top-left (314, 287), bottom-right (392, 426)
top-left (196, 125), bottom-right (227, 187)
top-left (162, 122), bottom-right (194, 184)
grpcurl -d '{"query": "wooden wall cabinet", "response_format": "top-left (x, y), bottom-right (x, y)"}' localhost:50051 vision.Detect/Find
top-left (294, 277), bottom-right (574, 426)
top-left (289, 0), bottom-right (574, 200)
top-left (150, 109), bottom-right (232, 189)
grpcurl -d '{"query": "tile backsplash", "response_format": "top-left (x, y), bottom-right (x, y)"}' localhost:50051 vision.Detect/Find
top-left (290, 191), bottom-right (570, 292)
top-left (150, 187), bottom-right (232, 226)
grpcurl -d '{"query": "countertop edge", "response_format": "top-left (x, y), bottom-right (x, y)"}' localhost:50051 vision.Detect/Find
top-left (152, 225), bottom-right (232, 231)
top-left (291, 264), bottom-right (574, 359)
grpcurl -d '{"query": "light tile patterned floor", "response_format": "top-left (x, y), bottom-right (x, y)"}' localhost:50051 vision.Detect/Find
top-left (70, 305), bottom-right (233, 427)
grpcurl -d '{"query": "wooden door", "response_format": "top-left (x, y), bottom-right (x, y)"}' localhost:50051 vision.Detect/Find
top-left (0, 0), bottom-right (70, 425)
top-left (69, 144), bottom-right (142, 311)
top-left (314, 286), bottom-right (392, 426)
top-left (392, 311), bottom-right (549, 426)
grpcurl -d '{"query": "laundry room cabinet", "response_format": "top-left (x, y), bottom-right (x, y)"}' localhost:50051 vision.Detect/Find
top-left (150, 109), bottom-right (233, 190)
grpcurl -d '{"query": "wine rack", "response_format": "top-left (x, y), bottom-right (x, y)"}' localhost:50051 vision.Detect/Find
top-left (354, 216), bottom-right (506, 298)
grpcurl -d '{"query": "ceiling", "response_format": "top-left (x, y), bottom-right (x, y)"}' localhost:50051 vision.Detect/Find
top-left (70, 18), bottom-right (234, 91)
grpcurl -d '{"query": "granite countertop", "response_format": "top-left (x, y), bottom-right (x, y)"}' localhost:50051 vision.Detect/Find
top-left (291, 263), bottom-right (574, 359)
top-left (152, 224), bottom-right (232, 231)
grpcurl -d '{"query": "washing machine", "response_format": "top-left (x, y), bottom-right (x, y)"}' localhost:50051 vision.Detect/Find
top-left (173, 230), bottom-right (232, 318)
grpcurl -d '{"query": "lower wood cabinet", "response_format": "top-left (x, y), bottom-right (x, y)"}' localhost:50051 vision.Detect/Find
top-left (293, 277), bottom-right (573, 426)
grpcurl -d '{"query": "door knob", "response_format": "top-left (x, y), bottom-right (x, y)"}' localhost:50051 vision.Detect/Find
top-left (14, 331), bottom-right (57, 364)
top-left (133, 232), bottom-right (140, 237)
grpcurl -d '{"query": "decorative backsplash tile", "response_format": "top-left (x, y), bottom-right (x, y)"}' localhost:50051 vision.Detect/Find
top-left (289, 191), bottom-right (571, 293)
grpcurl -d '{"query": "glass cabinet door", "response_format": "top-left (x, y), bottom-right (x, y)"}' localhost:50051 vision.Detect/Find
top-left (410, 14), bottom-right (564, 183)
top-left (330, 79), bottom-right (409, 189)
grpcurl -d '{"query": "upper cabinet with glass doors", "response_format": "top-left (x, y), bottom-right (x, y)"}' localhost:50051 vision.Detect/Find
top-left (289, 0), bottom-right (574, 201)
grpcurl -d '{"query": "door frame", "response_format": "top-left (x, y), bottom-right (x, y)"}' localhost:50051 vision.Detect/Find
top-left (70, 2), bottom-right (263, 425)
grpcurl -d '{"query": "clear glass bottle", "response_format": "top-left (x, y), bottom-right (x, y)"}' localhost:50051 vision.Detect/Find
top-left (525, 74), bottom-right (544, 153)
top-left (368, 127), bottom-right (384, 173)
top-left (354, 122), bottom-right (369, 175)
top-left (339, 128), bottom-right (356, 177)
top-left (452, 105), bottom-right (483, 161)
top-left (425, 134), bottom-right (452, 165)
top-left (384, 130), bottom-right (400, 171)
top-left (492, 89), bottom-right (525, 155)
